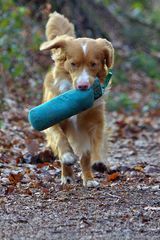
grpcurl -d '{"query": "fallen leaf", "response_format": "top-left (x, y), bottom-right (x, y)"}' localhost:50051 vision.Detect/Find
top-left (134, 165), bottom-right (144, 172)
top-left (5, 186), bottom-right (15, 194)
top-left (8, 173), bottom-right (23, 185)
top-left (37, 162), bottom-right (49, 168)
top-left (42, 187), bottom-right (50, 195)
top-left (23, 188), bottom-right (33, 195)
top-left (107, 172), bottom-right (120, 182)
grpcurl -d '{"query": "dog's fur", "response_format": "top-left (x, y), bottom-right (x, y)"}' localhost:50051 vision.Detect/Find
top-left (40, 12), bottom-right (114, 187)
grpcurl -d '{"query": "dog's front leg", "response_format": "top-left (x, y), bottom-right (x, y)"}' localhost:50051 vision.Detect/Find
top-left (47, 125), bottom-right (77, 163)
top-left (80, 151), bottom-right (99, 187)
top-left (61, 164), bottom-right (73, 184)
top-left (45, 125), bottom-right (77, 184)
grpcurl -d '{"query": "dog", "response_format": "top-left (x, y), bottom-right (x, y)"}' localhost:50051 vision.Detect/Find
top-left (40, 12), bottom-right (114, 187)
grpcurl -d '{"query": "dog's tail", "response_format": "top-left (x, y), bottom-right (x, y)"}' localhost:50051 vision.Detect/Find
top-left (45, 11), bottom-right (75, 41)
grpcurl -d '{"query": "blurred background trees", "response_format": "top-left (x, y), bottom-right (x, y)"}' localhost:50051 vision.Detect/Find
top-left (0, 0), bottom-right (160, 115)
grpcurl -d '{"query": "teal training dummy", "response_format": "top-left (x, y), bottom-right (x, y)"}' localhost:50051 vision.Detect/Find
top-left (28, 71), bottom-right (112, 131)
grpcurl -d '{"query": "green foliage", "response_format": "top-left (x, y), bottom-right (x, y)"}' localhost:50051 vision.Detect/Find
top-left (150, 9), bottom-right (160, 25)
top-left (107, 93), bottom-right (137, 112)
top-left (130, 52), bottom-right (160, 79)
top-left (142, 93), bottom-right (160, 112)
top-left (0, 120), bottom-right (4, 129)
top-left (0, 0), bottom-right (43, 79)
top-left (112, 69), bottom-right (128, 86)
top-left (102, 0), bottom-right (110, 5)
top-left (155, 81), bottom-right (160, 89)
top-left (0, 0), bottom-right (29, 78)
top-left (31, 31), bottom-right (44, 51)
top-left (131, 2), bottom-right (143, 11)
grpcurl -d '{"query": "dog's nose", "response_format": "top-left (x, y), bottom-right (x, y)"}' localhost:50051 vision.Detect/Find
top-left (77, 82), bottom-right (90, 90)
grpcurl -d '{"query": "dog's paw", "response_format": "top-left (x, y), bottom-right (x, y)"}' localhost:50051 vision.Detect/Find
top-left (83, 179), bottom-right (99, 188)
top-left (61, 176), bottom-right (73, 185)
top-left (92, 162), bottom-right (108, 173)
top-left (61, 152), bottom-right (78, 165)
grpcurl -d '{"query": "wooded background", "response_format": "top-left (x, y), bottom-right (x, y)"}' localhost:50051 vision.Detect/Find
top-left (1, 0), bottom-right (160, 117)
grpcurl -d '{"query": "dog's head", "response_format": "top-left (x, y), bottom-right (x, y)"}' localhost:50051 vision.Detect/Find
top-left (40, 36), bottom-right (114, 90)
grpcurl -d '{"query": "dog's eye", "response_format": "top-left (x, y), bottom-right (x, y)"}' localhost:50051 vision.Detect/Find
top-left (90, 62), bottom-right (97, 67)
top-left (71, 62), bottom-right (76, 67)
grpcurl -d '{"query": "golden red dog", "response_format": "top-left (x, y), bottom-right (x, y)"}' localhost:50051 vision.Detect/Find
top-left (40, 12), bottom-right (114, 187)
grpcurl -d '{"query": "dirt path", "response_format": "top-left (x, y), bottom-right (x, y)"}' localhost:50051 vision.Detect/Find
top-left (0, 174), bottom-right (160, 240)
top-left (0, 173), bottom-right (160, 240)
top-left (0, 110), bottom-right (160, 240)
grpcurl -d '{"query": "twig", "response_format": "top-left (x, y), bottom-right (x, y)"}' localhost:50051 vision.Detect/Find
top-left (106, 192), bottom-right (121, 199)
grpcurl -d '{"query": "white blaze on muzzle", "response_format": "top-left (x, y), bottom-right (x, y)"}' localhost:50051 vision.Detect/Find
top-left (76, 69), bottom-right (90, 90)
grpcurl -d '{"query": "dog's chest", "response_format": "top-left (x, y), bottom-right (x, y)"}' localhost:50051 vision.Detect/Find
top-left (69, 115), bottom-right (78, 131)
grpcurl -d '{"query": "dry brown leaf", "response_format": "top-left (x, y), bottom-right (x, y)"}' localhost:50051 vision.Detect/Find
top-left (5, 186), bottom-right (15, 194)
top-left (29, 180), bottom-right (41, 189)
top-left (23, 188), bottom-right (33, 195)
top-left (37, 162), bottom-right (49, 168)
top-left (8, 173), bottom-right (23, 185)
top-left (107, 172), bottom-right (120, 182)
top-left (102, 172), bottom-right (121, 186)
top-left (42, 187), bottom-right (50, 195)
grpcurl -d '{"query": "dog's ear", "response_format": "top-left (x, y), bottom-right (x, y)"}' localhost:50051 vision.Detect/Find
top-left (96, 38), bottom-right (114, 68)
top-left (40, 36), bottom-right (74, 51)
top-left (40, 39), bottom-right (66, 51)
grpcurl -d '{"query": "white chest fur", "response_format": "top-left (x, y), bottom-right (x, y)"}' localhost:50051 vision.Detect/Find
top-left (56, 79), bottom-right (71, 93)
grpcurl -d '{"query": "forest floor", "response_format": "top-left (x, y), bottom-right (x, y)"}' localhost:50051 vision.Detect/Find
top-left (0, 93), bottom-right (160, 239)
